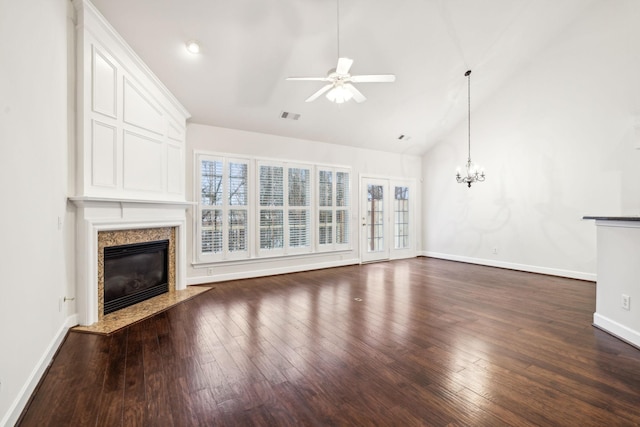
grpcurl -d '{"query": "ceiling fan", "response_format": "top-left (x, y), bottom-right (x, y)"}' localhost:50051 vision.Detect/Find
top-left (286, 57), bottom-right (396, 104)
top-left (285, 0), bottom-right (395, 104)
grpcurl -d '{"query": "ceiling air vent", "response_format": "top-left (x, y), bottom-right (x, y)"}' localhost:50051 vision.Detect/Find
top-left (280, 111), bottom-right (301, 121)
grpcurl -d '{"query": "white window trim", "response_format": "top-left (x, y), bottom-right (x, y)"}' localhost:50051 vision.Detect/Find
top-left (316, 166), bottom-right (351, 252)
top-left (193, 151), bottom-right (351, 265)
top-left (196, 154), bottom-right (252, 263)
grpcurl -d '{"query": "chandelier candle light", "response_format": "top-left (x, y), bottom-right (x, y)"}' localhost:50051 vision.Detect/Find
top-left (456, 70), bottom-right (485, 188)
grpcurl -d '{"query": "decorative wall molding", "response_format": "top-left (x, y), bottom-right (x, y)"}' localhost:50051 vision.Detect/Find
top-left (73, 0), bottom-right (190, 201)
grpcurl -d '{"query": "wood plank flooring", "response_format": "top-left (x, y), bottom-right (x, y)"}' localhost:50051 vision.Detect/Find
top-left (18, 258), bottom-right (640, 426)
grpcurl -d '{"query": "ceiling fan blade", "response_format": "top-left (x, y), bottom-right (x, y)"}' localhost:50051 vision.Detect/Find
top-left (336, 57), bottom-right (354, 75)
top-left (350, 74), bottom-right (396, 83)
top-left (286, 76), bottom-right (330, 81)
top-left (305, 84), bottom-right (334, 102)
top-left (344, 83), bottom-right (366, 103)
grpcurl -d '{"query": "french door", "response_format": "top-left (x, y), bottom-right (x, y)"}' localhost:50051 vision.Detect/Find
top-left (361, 178), bottom-right (391, 262)
top-left (360, 177), bottom-right (414, 263)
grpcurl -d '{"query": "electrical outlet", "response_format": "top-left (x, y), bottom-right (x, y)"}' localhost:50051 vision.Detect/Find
top-left (492, 247), bottom-right (498, 255)
top-left (207, 267), bottom-right (214, 276)
top-left (622, 294), bottom-right (631, 310)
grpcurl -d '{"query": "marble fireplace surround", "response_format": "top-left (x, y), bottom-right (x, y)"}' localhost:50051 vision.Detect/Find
top-left (71, 197), bottom-right (192, 326)
top-left (98, 227), bottom-right (176, 320)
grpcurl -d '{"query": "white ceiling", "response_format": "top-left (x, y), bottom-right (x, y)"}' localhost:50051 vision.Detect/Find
top-left (90, 0), bottom-right (593, 156)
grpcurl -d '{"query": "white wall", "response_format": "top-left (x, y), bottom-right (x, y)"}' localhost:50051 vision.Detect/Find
top-left (422, 0), bottom-right (640, 281)
top-left (0, 0), bottom-right (74, 425)
top-left (187, 123), bottom-right (422, 283)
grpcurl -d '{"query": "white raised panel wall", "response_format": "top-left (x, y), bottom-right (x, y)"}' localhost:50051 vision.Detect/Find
top-left (74, 0), bottom-right (190, 201)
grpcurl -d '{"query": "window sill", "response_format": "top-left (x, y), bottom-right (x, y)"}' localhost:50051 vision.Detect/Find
top-left (192, 248), bottom-right (353, 268)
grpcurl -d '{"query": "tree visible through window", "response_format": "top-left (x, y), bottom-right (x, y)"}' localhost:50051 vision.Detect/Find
top-left (394, 186), bottom-right (409, 249)
top-left (259, 165), bottom-right (284, 250)
top-left (197, 153), bottom-right (351, 261)
top-left (318, 169), bottom-right (350, 248)
top-left (199, 157), bottom-right (250, 259)
top-left (288, 167), bottom-right (310, 249)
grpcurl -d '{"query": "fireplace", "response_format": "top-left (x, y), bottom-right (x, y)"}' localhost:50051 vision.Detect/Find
top-left (103, 239), bottom-right (169, 314)
top-left (97, 226), bottom-right (177, 320)
top-left (70, 197), bottom-right (190, 326)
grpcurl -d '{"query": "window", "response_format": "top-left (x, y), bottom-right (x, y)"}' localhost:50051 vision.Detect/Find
top-left (196, 153), bottom-right (350, 263)
top-left (200, 160), bottom-right (223, 255)
top-left (394, 186), bottom-right (409, 249)
top-left (318, 168), bottom-right (350, 250)
top-left (198, 156), bottom-right (250, 261)
top-left (259, 164), bottom-right (284, 251)
top-left (336, 171), bottom-right (350, 245)
top-left (228, 162), bottom-right (248, 252)
top-left (288, 167), bottom-right (311, 251)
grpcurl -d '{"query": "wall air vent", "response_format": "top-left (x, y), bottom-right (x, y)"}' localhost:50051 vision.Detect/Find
top-left (280, 111), bottom-right (301, 121)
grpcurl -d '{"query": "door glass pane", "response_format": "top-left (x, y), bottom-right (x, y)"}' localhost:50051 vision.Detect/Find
top-left (367, 185), bottom-right (384, 252)
top-left (394, 186), bottom-right (409, 249)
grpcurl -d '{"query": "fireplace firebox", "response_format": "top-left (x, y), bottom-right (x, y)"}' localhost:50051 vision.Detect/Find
top-left (103, 239), bottom-right (169, 315)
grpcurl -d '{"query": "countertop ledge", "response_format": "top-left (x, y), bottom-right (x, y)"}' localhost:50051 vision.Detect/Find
top-left (583, 216), bottom-right (640, 221)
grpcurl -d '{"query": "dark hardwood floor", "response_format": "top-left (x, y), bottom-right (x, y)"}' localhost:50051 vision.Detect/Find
top-left (19, 258), bottom-right (640, 426)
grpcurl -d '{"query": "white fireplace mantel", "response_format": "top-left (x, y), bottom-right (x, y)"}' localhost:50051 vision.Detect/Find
top-left (70, 197), bottom-right (194, 325)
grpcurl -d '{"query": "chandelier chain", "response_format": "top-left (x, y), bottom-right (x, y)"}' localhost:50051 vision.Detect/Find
top-left (467, 69), bottom-right (471, 162)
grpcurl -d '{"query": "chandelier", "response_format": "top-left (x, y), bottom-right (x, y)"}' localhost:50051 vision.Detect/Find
top-left (456, 70), bottom-right (485, 188)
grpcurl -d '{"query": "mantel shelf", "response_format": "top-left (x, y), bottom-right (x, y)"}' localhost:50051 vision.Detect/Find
top-left (69, 196), bottom-right (195, 208)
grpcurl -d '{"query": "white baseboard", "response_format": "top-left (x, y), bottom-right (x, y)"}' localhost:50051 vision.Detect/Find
top-left (188, 258), bottom-right (361, 285)
top-left (1, 316), bottom-right (73, 427)
top-left (420, 251), bottom-right (596, 282)
top-left (593, 313), bottom-right (640, 349)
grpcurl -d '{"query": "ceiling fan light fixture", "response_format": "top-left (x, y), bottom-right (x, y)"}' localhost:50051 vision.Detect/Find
top-left (326, 85), bottom-right (353, 104)
top-left (185, 40), bottom-right (200, 54)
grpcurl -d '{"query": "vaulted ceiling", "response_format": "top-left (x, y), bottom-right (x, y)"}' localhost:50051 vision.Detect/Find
top-left (90, 0), bottom-right (593, 155)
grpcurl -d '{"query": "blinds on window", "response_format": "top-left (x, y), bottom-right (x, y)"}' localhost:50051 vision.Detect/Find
top-left (288, 167), bottom-right (311, 249)
top-left (197, 153), bottom-right (351, 261)
top-left (198, 156), bottom-right (250, 260)
top-left (318, 168), bottom-right (350, 248)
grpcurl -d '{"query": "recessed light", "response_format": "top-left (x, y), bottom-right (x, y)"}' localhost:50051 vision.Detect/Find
top-left (186, 40), bottom-right (200, 54)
